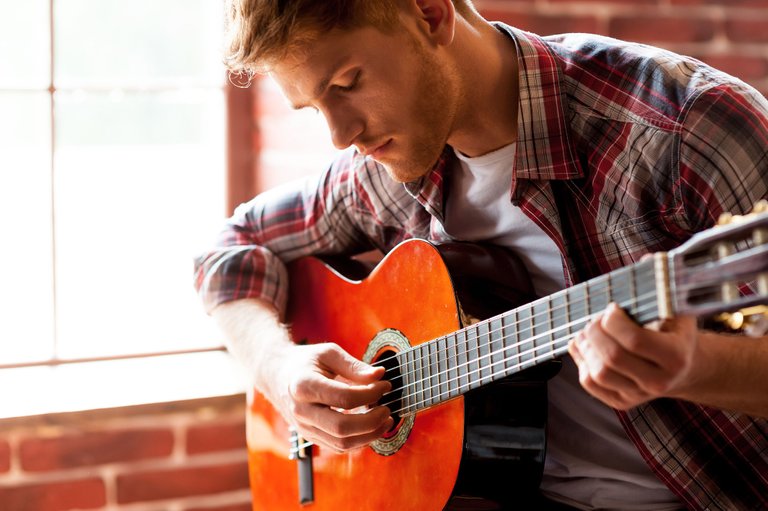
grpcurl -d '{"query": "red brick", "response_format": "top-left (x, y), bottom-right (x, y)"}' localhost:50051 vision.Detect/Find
top-left (547, 0), bottom-right (657, 3)
top-left (670, 0), bottom-right (768, 6)
top-left (185, 504), bottom-right (252, 511)
top-left (116, 461), bottom-right (250, 503)
top-left (0, 478), bottom-right (106, 511)
top-left (186, 420), bottom-right (247, 454)
top-left (0, 439), bottom-right (10, 473)
top-left (696, 54), bottom-right (768, 81)
top-left (724, 18), bottom-right (768, 43)
top-left (610, 15), bottom-right (717, 44)
top-left (20, 428), bottom-right (174, 472)
top-left (480, 11), bottom-right (600, 36)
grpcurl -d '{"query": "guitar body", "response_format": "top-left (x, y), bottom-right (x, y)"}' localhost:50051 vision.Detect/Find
top-left (246, 239), bottom-right (551, 510)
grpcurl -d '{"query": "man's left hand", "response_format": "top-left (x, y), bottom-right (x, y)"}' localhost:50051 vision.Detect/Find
top-left (568, 303), bottom-right (699, 409)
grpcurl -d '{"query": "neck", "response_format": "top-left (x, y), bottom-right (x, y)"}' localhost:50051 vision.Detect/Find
top-left (448, 20), bottom-right (519, 158)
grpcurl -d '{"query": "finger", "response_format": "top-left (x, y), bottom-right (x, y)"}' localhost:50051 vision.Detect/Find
top-left (580, 320), bottom-right (670, 388)
top-left (298, 411), bottom-right (395, 452)
top-left (318, 344), bottom-right (387, 383)
top-left (306, 404), bottom-right (392, 438)
top-left (292, 374), bottom-right (391, 410)
top-left (600, 304), bottom-right (693, 373)
top-left (571, 340), bottom-right (647, 408)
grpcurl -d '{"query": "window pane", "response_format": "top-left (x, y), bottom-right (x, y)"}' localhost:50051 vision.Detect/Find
top-left (0, 92), bottom-right (54, 363)
top-left (54, 90), bottom-right (226, 359)
top-left (55, 0), bottom-right (223, 88)
top-left (0, 0), bottom-right (50, 88)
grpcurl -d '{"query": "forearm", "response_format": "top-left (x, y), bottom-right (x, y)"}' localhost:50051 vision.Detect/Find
top-left (211, 298), bottom-right (294, 391)
top-left (677, 331), bottom-right (768, 418)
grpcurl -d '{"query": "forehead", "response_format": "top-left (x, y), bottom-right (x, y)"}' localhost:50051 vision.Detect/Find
top-left (269, 26), bottom-right (406, 105)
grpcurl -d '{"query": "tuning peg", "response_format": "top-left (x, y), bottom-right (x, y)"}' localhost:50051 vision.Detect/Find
top-left (717, 211), bottom-right (734, 226)
top-left (717, 201), bottom-right (768, 226)
top-left (751, 200), bottom-right (768, 214)
top-left (716, 305), bottom-right (768, 335)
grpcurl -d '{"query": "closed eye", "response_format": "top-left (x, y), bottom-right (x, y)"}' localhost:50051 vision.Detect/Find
top-left (332, 71), bottom-right (361, 93)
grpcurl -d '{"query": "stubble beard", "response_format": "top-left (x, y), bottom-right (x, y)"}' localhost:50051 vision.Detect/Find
top-left (380, 40), bottom-right (458, 184)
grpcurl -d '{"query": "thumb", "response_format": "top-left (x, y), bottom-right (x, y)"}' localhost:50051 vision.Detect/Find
top-left (320, 344), bottom-right (386, 384)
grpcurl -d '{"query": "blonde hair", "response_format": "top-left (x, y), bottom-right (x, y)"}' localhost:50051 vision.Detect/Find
top-left (225, 0), bottom-right (476, 82)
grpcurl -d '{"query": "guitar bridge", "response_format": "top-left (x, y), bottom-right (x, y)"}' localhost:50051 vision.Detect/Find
top-left (288, 429), bottom-right (314, 505)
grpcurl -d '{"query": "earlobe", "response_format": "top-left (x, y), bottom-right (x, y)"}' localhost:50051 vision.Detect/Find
top-left (414, 0), bottom-right (455, 45)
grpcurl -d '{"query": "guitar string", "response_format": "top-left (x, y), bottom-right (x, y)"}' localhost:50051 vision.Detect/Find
top-left (384, 296), bottom-right (659, 416)
top-left (373, 278), bottom-right (657, 390)
top-left (376, 286), bottom-right (654, 396)
top-left (370, 268), bottom-right (651, 379)
top-left (377, 294), bottom-right (658, 414)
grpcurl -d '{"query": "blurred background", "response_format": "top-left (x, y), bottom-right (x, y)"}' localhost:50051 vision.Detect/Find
top-left (0, 1), bottom-right (765, 510)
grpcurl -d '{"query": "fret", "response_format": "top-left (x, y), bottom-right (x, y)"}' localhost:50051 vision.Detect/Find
top-left (446, 333), bottom-right (459, 399)
top-left (515, 305), bottom-right (534, 370)
top-left (634, 259), bottom-right (659, 323)
top-left (567, 284), bottom-right (589, 334)
top-left (428, 341), bottom-right (439, 406)
top-left (436, 336), bottom-right (449, 401)
top-left (502, 310), bottom-right (519, 376)
top-left (550, 291), bottom-right (569, 353)
top-left (531, 298), bottom-right (553, 365)
top-left (610, 266), bottom-right (634, 313)
top-left (489, 316), bottom-right (505, 379)
top-left (476, 322), bottom-right (492, 385)
top-left (465, 324), bottom-right (481, 391)
top-left (416, 343), bottom-right (426, 410)
top-left (456, 329), bottom-right (469, 392)
top-left (400, 349), bottom-right (413, 413)
top-left (588, 275), bottom-right (610, 318)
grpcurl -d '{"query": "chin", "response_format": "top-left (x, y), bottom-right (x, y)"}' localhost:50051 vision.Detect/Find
top-left (379, 155), bottom-right (437, 184)
top-left (381, 164), bottom-right (426, 184)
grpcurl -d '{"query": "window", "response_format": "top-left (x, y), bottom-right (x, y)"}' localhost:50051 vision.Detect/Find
top-left (0, 0), bottom-right (232, 413)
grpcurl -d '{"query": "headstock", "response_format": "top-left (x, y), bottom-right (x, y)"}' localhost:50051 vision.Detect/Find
top-left (669, 201), bottom-right (768, 333)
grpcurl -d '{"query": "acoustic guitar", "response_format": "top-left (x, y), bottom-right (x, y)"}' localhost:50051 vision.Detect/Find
top-left (245, 204), bottom-right (768, 510)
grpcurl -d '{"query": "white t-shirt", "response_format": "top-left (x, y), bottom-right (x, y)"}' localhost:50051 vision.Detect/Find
top-left (442, 143), bottom-right (681, 510)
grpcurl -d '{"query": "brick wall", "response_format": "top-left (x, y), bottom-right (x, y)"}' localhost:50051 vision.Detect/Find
top-left (0, 397), bottom-right (251, 511)
top-left (474, 0), bottom-right (768, 95)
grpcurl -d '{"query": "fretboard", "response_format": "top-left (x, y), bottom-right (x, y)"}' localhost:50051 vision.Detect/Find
top-left (396, 258), bottom-right (661, 415)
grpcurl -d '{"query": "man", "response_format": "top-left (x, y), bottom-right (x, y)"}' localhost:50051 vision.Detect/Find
top-left (195, 0), bottom-right (768, 509)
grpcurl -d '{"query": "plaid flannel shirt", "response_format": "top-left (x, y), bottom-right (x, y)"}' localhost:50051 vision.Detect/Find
top-left (195, 25), bottom-right (768, 510)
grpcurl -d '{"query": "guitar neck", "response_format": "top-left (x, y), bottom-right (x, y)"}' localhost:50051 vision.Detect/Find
top-left (398, 257), bottom-right (663, 415)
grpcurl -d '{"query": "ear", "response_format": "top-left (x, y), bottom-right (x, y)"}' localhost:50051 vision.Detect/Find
top-left (414, 0), bottom-right (456, 46)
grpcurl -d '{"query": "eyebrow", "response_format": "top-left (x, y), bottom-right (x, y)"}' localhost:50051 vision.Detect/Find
top-left (291, 55), bottom-right (351, 110)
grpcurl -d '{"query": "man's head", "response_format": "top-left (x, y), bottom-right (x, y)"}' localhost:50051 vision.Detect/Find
top-left (226, 0), bottom-right (480, 183)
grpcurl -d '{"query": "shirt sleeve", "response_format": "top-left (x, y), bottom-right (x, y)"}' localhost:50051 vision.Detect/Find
top-left (677, 78), bottom-right (768, 230)
top-left (192, 149), bottom-right (378, 315)
top-left (193, 148), bottom-right (430, 315)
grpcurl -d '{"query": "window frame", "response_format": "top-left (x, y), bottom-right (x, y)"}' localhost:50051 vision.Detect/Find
top-left (0, 0), bottom-right (258, 373)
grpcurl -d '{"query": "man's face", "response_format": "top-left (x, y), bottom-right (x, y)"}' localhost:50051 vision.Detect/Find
top-left (270, 24), bottom-right (459, 183)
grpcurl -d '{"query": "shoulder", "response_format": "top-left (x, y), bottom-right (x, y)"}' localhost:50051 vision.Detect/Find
top-left (542, 32), bottom-right (742, 125)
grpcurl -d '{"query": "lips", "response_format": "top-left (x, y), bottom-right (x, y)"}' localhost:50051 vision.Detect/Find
top-left (369, 139), bottom-right (392, 160)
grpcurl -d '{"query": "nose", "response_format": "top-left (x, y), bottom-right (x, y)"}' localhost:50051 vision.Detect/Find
top-left (323, 106), bottom-right (364, 150)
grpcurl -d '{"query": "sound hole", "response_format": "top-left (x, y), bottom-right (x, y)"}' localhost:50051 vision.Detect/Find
top-left (364, 328), bottom-right (415, 456)
top-left (374, 348), bottom-right (403, 436)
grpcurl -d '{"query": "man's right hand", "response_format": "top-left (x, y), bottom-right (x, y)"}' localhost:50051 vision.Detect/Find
top-left (266, 341), bottom-right (394, 452)
top-left (211, 298), bottom-right (394, 452)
